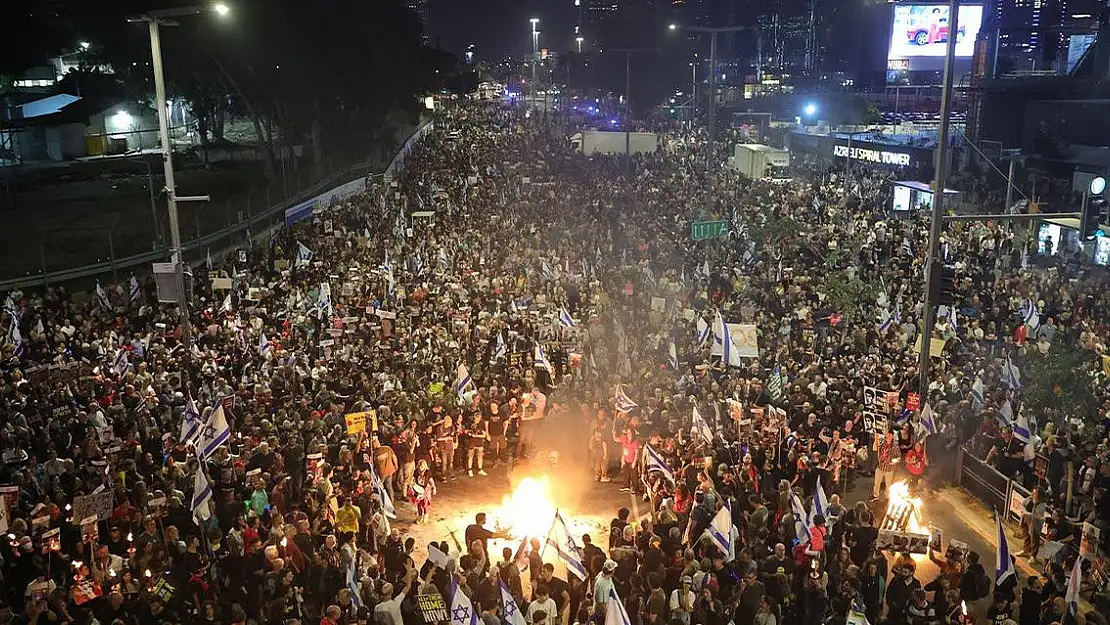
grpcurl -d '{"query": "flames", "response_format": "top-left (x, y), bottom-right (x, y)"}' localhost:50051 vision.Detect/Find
top-left (492, 475), bottom-right (558, 541)
top-left (882, 481), bottom-right (927, 534)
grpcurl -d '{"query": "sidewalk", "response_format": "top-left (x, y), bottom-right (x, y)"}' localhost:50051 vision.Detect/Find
top-left (935, 486), bottom-right (1094, 613)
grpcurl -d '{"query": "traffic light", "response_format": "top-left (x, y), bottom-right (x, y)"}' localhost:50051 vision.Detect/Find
top-left (929, 264), bottom-right (959, 307)
top-left (1083, 197), bottom-right (1107, 240)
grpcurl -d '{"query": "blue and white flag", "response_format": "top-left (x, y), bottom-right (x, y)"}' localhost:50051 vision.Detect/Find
top-left (533, 343), bottom-right (553, 374)
top-left (543, 510), bottom-right (588, 581)
top-left (346, 552), bottom-right (363, 608)
top-left (1020, 298), bottom-right (1040, 330)
top-left (112, 348), bottom-right (130, 377)
top-left (196, 404), bottom-right (231, 460)
top-left (1012, 413), bottom-right (1031, 443)
top-left (767, 365), bottom-right (785, 402)
top-left (295, 241), bottom-right (314, 267)
top-left (995, 510), bottom-right (1015, 586)
top-left (558, 306), bottom-right (576, 328)
top-left (371, 466), bottom-right (397, 520)
top-left (96, 281), bottom-right (111, 310)
top-left (605, 588), bottom-right (632, 625)
top-left (667, 341), bottom-right (679, 371)
top-left (614, 385), bottom-right (638, 413)
top-left (813, 477), bottom-right (829, 519)
top-left (500, 579), bottom-right (528, 625)
top-left (192, 464), bottom-right (213, 525)
top-left (317, 283), bottom-right (333, 319)
top-left (181, 398), bottom-right (203, 446)
top-left (258, 332), bottom-right (272, 355)
top-left (495, 332), bottom-right (507, 360)
top-left (696, 317), bottom-right (711, 346)
top-left (1002, 354), bottom-right (1022, 390)
top-left (692, 405), bottom-right (713, 444)
top-left (455, 362), bottom-right (474, 400)
top-left (895, 408), bottom-right (913, 427)
top-left (644, 445), bottom-right (675, 484)
top-left (206, 249), bottom-right (213, 271)
top-left (878, 308), bottom-right (894, 332)
top-left (920, 402), bottom-right (938, 436)
top-left (790, 491), bottom-right (811, 543)
top-left (901, 237), bottom-right (913, 256)
top-left (715, 311), bottom-right (742, 367)
top-left (220, 293), bottom-right (233, 314)
top-left (449, 577), bottom-right (478, 625)
top-left (702, 500), bottom-right (736, 562)
top-left (970, 375), bottom-right (986, 409)
top-left (129, 275), bottom-right (141, 302)
top-left (438, 247), bottom-right (450, 271)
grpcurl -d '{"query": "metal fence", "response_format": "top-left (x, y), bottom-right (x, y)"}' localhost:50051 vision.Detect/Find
top-left (957, 445), bottom-right (1012, 516)
top-left (0, 120), bottom-right (432, 292)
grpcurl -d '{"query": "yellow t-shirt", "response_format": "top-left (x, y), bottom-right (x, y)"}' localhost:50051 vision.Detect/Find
top-left (335, 504), bottom-right (361, 534)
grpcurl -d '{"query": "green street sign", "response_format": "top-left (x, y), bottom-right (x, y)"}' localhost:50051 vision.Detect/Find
top-left (691, 220), bottom-right (729, 241)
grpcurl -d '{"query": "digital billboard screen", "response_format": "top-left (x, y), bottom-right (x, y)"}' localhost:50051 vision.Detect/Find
top-left (888, 4), bottom-right (983, 60)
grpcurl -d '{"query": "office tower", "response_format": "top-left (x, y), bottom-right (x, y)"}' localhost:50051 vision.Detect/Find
top-left (407, 0), bottom-right (430, 45)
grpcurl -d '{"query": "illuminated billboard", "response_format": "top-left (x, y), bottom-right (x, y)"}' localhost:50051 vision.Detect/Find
top-left (888, 4), bottom-right (983, 60)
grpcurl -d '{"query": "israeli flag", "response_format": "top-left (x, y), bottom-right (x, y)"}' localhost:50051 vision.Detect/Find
top-left (895, 407), bottom-right (913, 427)
top-left (533, 343), bottom-right (553, 374)
top-left (767, 365), bottom-right (785, 402)
top-left (371, 466), bottom-right (397, 520)
top-left (999, 399), bottom-right (1014, 424)
top-left (438, 247), bottom-right (450, 270)
top-left (455, 362), bottom-right (474, 400)
top-left (878, 308), bottom-right (894, 332)
top-left (811, 477), bottom-right (829, 523)
top-left (644, 445), bottom-right (675, 484)
top-left (970, 375), bottom-right (986, 409)
top-left (558, 306), bottom-right (576, 328)
top-left (692, 405), bottom-right (713, 444)
top-left (995, 510), bottom-right (1015, 586)
top-left (295, 241), bottom-right (314, 267)
top-left (112, 349), bottom-right (130, 377)
top-left (181, 398), bottom-right (203, 446)
top-left (696, 317), bottom-right (711, 346)
top-left (667, 341), bottom-right (679, 371)
top-left (1003, 354), bottom-right (1022, 390)
top-left (258, 332), bottom-right (272, 355)
top-left (129, 275), bottom-right (141, 302)
top-left (715, 311), bottom-right (742, 367)
top-left (206, 249), bottom-right (213, 271)
top-left (702, 500), bottom-right (737, 561)
top-left (192, 464), bottom-right (213, 525)
top-left (1012, 413), bottom-right (1031, 443)
top-left (220, 293), bottom-right (233, 314)
top-left (1020, 298), bottom-right (1040, 330)
top-left (346, 551), bottom-right (363, 608)
top-left (495, 332), bottom-right (507, 360)
top-left (700, 259), bottom-right (710, 277)
top-left (614, 385), bottom-right (639, 413)
top-left (96, 281), bottom-right (112, 310)
top-left (501, 579), bottom-right (528, 625)
top-left (542, 510), bottom-right (588, 581)
top-left (449, 577), bottom-right (478, 625)
top-left (791, 491), bottom-right (812, 542)
top-left (605, 588), bottom-right (632, 625)
top-left (317, 283), bottom-right (333, 319)
top-left (901, 237), bottom-right (914, 256)
top-left (920, 402), bottom-right (938, 435)
top-left (197, 404), bottom-right (231, 460)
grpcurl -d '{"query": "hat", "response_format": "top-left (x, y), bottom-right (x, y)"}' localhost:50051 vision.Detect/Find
top-left (602, 559), bottom-right (618, 572)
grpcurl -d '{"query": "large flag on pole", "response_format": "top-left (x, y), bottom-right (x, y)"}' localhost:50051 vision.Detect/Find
top-left (714, 311), bottom-right (742, 367)
top-left (533, 343), bottom-right (553, 374)
top-left (96, 281), bottom-right (112, 310)
top-left (191, 465), bottom-right (213, 525)
top-left (558, 306), bottom-right (576, 328)
top-left (455, 363), bottom-right (474, 400)
top-left (692, 405), bottom-right (713, 444)
top-left (1065, 551), bottom-right (1082, 615)
top-left (129, 275), bottom-right (141, 303)
top-left (702, 501), bottom-right (736, 561)
top-left (605, 589), bottom-right (632, 625)
top-left (790, 491), bottom-right (811, 543)
top-left (500, 579), bottom-right (528, 625)
top-left (995, 511), bottom-right (1015, 586)
top-left (667, 341), bottom-right (679, 371)
top-left (644, 445), bottom-right (675, 484)
top-left (196, 404), bottom-right (231, 460)
top-left (181, 398), bottom-right (203, 446)
top-left (258, 332), bottom-right (272, 355)
top-left (920, 402), bottom-right (938, 436)
top-left (696, 317), bottom-right (711, 346)
top-left (543, 510), bottom-right (588, 581)
top-left (449, 577), bottom-right (477, 625)
top-left (614, 385), bottom-right (638, 413)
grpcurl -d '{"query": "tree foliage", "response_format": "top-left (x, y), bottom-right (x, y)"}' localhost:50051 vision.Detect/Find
top-left (1021, 346), bottom-right (1101, 421)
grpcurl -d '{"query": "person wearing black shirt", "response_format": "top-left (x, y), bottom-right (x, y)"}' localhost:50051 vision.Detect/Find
top-left (487, 402), bottom-right (508, 465)
top-left (464, 513), bottom-right (505, 563)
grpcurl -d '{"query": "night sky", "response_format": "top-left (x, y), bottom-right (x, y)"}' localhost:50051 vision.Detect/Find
top-left (429, 0), bottom-right (578, 60)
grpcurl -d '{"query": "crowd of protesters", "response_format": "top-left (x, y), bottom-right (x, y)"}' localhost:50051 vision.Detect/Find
top-left (0, 99), bottom-right (1108, 625)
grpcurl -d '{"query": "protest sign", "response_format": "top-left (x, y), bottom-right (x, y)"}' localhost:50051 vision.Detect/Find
top-left (344, 410), bottom-right (378, 435)
top-left (71, 491), bottom-right (114, 523)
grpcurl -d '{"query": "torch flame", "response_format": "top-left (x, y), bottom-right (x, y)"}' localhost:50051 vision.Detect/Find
top-left (492, 475), bottom-right (557, 541)
top-left (127, 532), bottom-right (133, 542)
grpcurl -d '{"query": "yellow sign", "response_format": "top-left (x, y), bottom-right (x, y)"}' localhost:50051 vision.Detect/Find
top-left (911, 335), bottom-right (948, 357)
top-left (344, 410), bottom-right (377, 435)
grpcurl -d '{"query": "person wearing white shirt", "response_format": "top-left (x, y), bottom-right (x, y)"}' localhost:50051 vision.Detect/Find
top-left (373, 564), bottom-right (416, 625)
top-left (527, 586), bottom-right (558, 625)
top-left (669, 576), bottom-right (696, 625)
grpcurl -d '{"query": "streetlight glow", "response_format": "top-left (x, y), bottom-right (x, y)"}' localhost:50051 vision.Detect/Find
top-left (669, 23), bottom-right (678, 31)
top-left (213, 3), bottom-right (230, 16)
top-left (803, 102), bottom-right (818, 117)
top-left (80, 41), bottom-right (91, 50)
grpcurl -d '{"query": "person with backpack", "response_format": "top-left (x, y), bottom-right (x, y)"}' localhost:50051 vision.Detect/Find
top-left (958, 551), bottom-right (992, 623)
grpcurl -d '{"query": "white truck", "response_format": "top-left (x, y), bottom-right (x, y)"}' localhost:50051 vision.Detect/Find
top-left (729, 143), bottom-right (790, 179)
top-left (570, 130), bottom-right (658, 156)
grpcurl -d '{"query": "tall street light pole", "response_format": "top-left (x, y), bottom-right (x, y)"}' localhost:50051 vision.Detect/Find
top-left (669, 23), bottom-right (749, 216)
top-left (918, 0), bottom-right (961, 393)
top-left (609, 48), bottom-right (656, 175)
top-left (530, 18), bottom-right (539, 112)
top-left (131, 3), bottom-right (228, 343)
top-left (690, 58), bottom-right (697, 122)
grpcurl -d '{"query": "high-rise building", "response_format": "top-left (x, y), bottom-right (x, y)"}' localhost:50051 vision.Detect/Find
top-left (407, 0), bottom-right (430, 45)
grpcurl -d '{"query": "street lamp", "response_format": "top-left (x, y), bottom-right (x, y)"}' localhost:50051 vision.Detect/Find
top-left (529, 18), bottom-right (540, 111)
top-left (130, 2), bottom-right (229, 342)
top-left (803, 102), bottom-right (818, 118)
top-left (576, 36), bottom-right (584, 54)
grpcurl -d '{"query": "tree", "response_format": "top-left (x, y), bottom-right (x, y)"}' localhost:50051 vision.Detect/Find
top-left (1021, 347), bottom-right (1101, 422)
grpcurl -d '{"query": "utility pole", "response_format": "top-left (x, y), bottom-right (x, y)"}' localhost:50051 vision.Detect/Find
top-left (917, 0), bottom-right (960, 393)
top-left (610, 48), bottom-right (656, 176)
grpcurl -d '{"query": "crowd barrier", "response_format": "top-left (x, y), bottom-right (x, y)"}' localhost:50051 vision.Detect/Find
top-left (956, 445), bottom-right (1037, 527)
top-left (0, 120), bottom-right (434, 292)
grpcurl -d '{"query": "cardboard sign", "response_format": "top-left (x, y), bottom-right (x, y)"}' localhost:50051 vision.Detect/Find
top-left (71, 491), bottom-right (115, 524)
top-left (905, 392), bottom-right (921, 412)
top-left (417, 594), bottom-right (448, 624)
top-left (1081, 522), bottom-right (1102, 560)
top-left (911, 335), bottom-right (948, 357)
top-left (863, 387), bottom-right (890, 414)
top-left (211, 277), bottom-right (233, 291)
top-left (344, 410), bottom-right (378, 435)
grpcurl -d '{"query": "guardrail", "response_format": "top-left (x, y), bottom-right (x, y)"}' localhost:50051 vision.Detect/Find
top-left (0, 120), bottom-right (434, 292)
